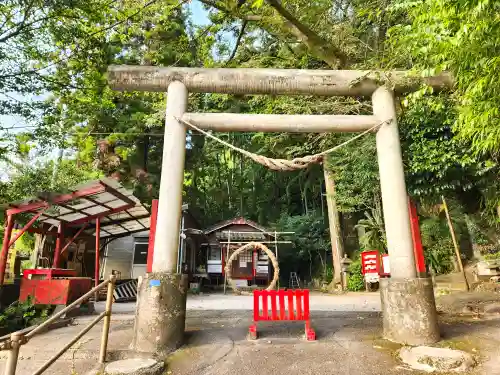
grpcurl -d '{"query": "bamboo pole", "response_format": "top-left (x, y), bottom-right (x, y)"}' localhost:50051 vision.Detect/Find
top-left (32, 312), bottom-right (107, 375)
top-left (275, 231), bottom-right (279, 289)
top-left (223, 231), bottom-right (231, 295)
top-left (4, 333), bottom-right (22, 375)
top-left (441, 196), bottom-right (470, 291)
top-left (99, 275), bottom-right (116, 363)
top-left (323, 166), bottom-right (344, 285)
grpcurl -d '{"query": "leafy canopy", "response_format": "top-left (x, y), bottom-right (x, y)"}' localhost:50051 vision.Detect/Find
top-left (389, 0), bottom-right (500, 153)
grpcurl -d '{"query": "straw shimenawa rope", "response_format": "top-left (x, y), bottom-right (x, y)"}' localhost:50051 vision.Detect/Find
top-left (224, 242), bottom-right (279, 295)
top-left (177, 116), bottom-right (387, 171)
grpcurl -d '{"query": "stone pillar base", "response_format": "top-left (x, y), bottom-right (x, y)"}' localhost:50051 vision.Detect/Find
top-left (380, 277), bottom-right (440, 345)
top-left (131, 273), bottom-right (188, 356)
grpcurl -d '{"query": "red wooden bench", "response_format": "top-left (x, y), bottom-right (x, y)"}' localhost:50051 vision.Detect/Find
top-left (249, 289), bottom-right (316, 341)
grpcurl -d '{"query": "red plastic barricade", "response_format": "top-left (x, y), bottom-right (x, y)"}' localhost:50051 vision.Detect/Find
top-left (250, 289), bottom-right (316, 341)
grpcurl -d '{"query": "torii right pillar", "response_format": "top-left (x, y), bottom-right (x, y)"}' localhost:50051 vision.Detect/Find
top-left (373, 87), bottom-right (440, 345)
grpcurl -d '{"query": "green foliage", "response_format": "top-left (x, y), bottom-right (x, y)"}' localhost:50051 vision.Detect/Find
top-left (355, 205), bottom-right (387, 252)
top-left (3, 0), bottom-right (500, 284)
top-left (399, 95), bottom-right (495, 200)
top-left (0, 158), bottom-right (100, 202)
top-left (325, 136), bottom-right (380, 213)
top-left (389, 0), bottom-right (500, 153)
top-left (347, 260), bottom-right (365, 292)
top-left (483, 251), bottom-right (500, 261)
top-left (0, 157), bottom-right (100, 233)
top-left (322, 264), bottom-right (334, 284)
top-left (419, 215), bottom-right (456, 275)
top-left (0, 298), bottom-right (52, 333)
top-left (276, 211), bottom-right (331, 282)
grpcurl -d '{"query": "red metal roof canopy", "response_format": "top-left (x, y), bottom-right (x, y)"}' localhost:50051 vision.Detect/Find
top-left (3, 178), bottom-right (150, 238)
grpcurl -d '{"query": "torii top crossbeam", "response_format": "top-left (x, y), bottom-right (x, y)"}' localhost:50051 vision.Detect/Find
top-left (108, 66), bottom-right (453, 96)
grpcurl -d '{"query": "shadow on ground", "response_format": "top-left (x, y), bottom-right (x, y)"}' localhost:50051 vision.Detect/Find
top-left (169, 311), bottom-right (401, 375)
top-left (163, 310), bottom-right (500, 375)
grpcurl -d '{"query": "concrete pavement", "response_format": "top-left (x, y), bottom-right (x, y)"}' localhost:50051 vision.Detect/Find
top-left (1, 292), bottom-right (499, 375)
top-left (105, 292), bottom-right (382, 315)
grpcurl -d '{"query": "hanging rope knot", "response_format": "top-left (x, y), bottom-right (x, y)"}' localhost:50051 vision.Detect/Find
top-left (246, 154), bottom-right (324, 171)
top-left (176, 116), bottom-right (386, 172)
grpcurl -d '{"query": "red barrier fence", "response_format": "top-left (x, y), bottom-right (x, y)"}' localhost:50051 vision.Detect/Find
top-left (250, 289), bottom-right (316, 341)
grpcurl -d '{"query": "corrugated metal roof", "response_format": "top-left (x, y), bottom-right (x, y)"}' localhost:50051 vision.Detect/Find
top-left (3, 178), bottom-right (150, 238)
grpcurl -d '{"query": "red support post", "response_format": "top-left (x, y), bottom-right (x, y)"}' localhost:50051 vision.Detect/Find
top-left (95, 218), bottom-right (101, 291)
top-left (408, 197), bottom-right (427, 277)
top-left (8, 209), bottom-right (46, 248)
top-left (52, 223), bottom-right (64, 268)
top-left (0, 214), bottom-right (14, 286)
top-left (146, 199), bottom-right (158, 273)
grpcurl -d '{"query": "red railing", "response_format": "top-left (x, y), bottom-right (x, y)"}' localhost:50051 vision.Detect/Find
top-left (250, 289), bottom-right (315, 341)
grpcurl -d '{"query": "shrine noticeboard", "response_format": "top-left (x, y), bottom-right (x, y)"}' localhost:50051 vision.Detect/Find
top-left (361, 250), bottom-right (380, 275)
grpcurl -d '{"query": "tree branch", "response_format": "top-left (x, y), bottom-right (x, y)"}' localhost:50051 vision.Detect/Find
top-left (199, 0), bottom-right (347, 67)
top-left (265, 0), bottom-right (347, 68)
top-left (198, 0), bottom-right (262, 21)
top-left (226, 20), bottom-right (248, 64)
top-left (0, 0), bottom-right (38, 43)
top-left (0, 0), bottom-right (169, 79)
top-left (0, 16), bottom-right (50, 43)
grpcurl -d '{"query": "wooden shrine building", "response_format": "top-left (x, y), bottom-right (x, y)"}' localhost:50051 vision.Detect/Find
top-left (202, 218), bottom-right (278, 288)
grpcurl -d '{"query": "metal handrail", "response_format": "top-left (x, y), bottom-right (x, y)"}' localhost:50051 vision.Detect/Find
top-left (2, 275), bottom-right (116, 375)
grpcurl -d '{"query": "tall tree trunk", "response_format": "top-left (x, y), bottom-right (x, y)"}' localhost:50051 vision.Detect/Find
top-left (51, 148), bottom-right (64, 188)
top-left (222, 148), bottom-right (232, 212)
top-left (230, 135), bottom-right (235, 211)
top-left (320, 179), bottom-right (325, 218)
top-left (300, 175), bottom-right (309, 215)
top-left (252, 168), bottom-right (257, 214)
top-left (240, 153), bottom-right (244, 216)
top-left (323, 165), bottom-right (344, 285)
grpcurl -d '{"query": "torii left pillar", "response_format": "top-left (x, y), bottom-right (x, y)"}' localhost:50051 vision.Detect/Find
top-left (131, 81), bottom-right (189, 355)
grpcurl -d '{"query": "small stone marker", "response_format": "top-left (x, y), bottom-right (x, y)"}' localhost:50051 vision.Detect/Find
top-left (399, 346), bottom-right (475, 373)
top-left (104, 358), bottom-right (164, 375)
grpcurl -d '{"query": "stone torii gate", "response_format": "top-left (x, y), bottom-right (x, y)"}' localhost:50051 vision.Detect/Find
top-left (108, 66), bottom-right (452, 354)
